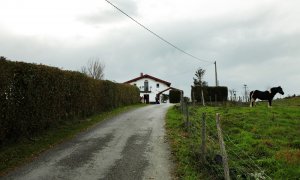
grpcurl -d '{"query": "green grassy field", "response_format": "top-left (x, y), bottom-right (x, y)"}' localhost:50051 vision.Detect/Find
top-left (0, 104), bottom-right (145, 176)
top-left (166, 97), bottom-right (300, 179)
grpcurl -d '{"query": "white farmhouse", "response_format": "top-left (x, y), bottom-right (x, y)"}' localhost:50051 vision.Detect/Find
top-left (124, 73), bottom-right (175, 103)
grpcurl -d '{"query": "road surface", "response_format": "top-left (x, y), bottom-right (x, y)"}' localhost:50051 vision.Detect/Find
top-left (2, 104), bottom-right (174, 180)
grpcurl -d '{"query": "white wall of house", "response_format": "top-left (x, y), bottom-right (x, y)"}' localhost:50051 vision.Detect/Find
top-left (128, 78), bottom-right (170, 103)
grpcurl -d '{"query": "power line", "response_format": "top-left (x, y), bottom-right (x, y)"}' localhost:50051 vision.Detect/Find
top-left (104, 0), bottom-right (213, 64)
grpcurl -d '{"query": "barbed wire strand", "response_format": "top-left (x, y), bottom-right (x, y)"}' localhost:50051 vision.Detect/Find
top-left (180, 108), bottom-right (272, 179)
top-left (221, 129), bottom-right (272, 179)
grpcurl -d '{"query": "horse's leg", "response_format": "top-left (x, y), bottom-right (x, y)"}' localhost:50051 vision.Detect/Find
top-left (250, 98), bottom-right (255, 107)
top-left (250, 92), bottom-right (254, 107)
top-left (268, 100), bottom-right (272, 108)
top-left (249, 91), bottom-right (253, 107)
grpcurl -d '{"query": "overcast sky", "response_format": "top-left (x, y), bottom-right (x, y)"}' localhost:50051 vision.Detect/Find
top-left (1, 0), bottom-right (299, 98)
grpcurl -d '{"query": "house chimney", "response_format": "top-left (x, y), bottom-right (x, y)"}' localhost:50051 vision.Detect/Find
top-left (140, 72), bottom-right (143, 77)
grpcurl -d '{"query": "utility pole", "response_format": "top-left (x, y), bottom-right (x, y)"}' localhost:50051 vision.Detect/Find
top-left (233, 90), bottom-right (236, 101)
top-left (214, 61), bottom-right (218, 87)
top-left (244, 84), bottom-right (247, 102)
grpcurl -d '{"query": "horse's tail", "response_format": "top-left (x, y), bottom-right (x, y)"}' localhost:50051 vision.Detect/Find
top-left (249, 91), bottom-right (253, 99)
top-left (249, 91), bottom-right (254, 107)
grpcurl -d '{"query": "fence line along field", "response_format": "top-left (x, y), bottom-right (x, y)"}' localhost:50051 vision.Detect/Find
top-left (166, 97), bottom-right (300, 179)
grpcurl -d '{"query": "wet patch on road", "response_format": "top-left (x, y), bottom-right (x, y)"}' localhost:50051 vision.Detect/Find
top-left (100, 129), bottom-right (152, 180)
top-left (58, 133), bottom-right (114, 169)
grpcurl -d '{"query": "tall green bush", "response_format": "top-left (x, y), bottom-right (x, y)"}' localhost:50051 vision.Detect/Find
top-left (0, 58), bottom-right (139, 144)
top-left (169, 90), bottom-right (181, 103)
top-left (191, 86), bottom-right (228, 103)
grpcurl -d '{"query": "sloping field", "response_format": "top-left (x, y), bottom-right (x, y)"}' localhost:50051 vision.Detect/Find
top-left (166, 97), bottom-right (300, 179)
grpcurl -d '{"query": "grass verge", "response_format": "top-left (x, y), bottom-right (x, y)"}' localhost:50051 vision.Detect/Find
top-left (0, 104), bottom-right (145, 176)
top-left (166, 105), bottom-right (204, 179)
top-left (166, 98), bottom-right (300, 179)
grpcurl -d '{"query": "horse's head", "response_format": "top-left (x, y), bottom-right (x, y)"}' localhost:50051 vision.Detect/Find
top-left (276, 86), bottom-right (284, 95)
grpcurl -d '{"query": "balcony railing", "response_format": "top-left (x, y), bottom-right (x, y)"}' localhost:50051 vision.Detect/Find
top-left (140, 90), bottom-right (152, 93)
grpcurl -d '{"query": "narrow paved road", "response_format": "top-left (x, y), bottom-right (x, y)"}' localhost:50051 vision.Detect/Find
top-left (3, 104), bottom-right (174, 180)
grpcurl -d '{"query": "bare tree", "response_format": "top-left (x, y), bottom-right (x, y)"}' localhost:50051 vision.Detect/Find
top-left (193, 68), bottom-right (208, 87)
top-left (81, 58), bottom-right (105, 80)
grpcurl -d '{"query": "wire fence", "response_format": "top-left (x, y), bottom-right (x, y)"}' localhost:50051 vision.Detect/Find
top-left (179, 100), bottom-right (272, 180)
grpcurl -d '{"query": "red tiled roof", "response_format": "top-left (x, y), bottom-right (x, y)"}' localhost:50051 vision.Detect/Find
top-left (124, 74), bottom-right (171, 87)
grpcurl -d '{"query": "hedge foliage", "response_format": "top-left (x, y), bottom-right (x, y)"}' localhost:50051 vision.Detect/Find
top-left (191, 86), bottom-right (228, 103)
top-left (0, 57), bottom-right (139, 144)
top-left (169, 90), bottom-right (181, 103)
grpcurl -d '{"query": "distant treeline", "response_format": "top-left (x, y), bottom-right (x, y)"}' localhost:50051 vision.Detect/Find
top-left (0, 57), bottom-right (139, 144)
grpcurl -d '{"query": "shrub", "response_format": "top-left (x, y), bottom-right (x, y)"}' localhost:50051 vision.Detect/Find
top-left (169, 90), bottom-right (181, 103)
top-left (191, 86), bottom-right (228, 103)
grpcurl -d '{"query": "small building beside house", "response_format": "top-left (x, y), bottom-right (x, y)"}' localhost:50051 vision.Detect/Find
top-left (124, 73), bottom-right (175, 103)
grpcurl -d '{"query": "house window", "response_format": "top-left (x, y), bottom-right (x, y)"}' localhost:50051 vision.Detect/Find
top-left (156, 83), bottom-right (159, 88)
top-left (144, 80), bottom-right (149, 91)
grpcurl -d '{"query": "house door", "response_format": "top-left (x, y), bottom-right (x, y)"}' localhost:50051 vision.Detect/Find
top-left (144, 94), bottom-right (149, 104)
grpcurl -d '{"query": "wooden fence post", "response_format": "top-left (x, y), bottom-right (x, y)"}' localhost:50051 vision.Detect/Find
top-left (191, 85), bottom-right (195, 106)
top-left (201, 89), bottom-right (205, 106)
top-left (185, 102), bottom-right (189, 129)
top-left (216, 113), bottom-right (230, 180)
top-left (180, 91), bottom-right (184, 113)
top-left (201, 112), bottom-right (206, 157)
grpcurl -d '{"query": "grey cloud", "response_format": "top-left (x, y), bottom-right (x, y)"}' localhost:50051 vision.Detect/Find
top-left (151, 8), bottom-right (300, 70)
top-left (78, 0), bottom-right (138, 25)
top-left (78, 10), bottom-right (123, 24)
top-left (78, 9), bottom-right (300, 96)
top-left (1, 2), bottom-right (300, 97)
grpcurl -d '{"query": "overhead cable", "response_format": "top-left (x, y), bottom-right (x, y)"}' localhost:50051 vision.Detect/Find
top-left (105, 0), bottom-right (213, 64)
